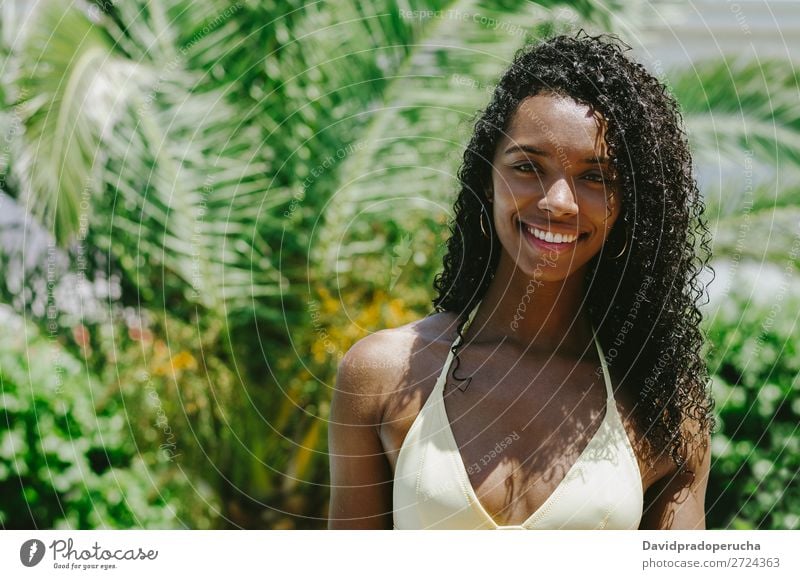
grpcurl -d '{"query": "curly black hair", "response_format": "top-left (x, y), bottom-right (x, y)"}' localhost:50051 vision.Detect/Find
top-left (432, 30), bottom-right (716, 476)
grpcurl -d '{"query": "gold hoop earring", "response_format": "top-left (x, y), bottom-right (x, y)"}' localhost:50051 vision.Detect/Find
top-left (609, 229), bottom-right (629, 260)
top-left (480, 211), bottom-right (491, 238)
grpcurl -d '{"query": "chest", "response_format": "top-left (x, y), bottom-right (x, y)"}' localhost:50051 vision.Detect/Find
top-left (381, 344), bottom-right (672, 526)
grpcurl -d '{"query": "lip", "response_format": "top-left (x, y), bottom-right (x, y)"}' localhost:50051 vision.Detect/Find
top-left (518, 218), bottom-right (585, 253)
top-left (518, 218), bottom-right (583, 238)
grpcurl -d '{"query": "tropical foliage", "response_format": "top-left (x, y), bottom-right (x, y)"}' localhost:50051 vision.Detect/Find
top-left (704, 271), bottom-right (800, 531)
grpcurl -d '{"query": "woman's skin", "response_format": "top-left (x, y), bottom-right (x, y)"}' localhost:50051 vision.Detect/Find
top-left (328, 93), bottom-right (711, 530)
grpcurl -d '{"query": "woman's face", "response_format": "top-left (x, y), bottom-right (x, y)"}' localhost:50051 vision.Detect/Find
top-left (490, 92), bottom-right (622, 282)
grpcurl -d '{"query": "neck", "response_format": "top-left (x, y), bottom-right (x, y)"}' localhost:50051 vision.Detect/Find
top-left (469, 253), bottom-right (595, 357)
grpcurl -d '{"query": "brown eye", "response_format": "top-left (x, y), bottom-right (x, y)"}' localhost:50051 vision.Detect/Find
top-left (583, 172), bottom-right (605, 183)
top-left (514, 162), bottom-right (539, 173)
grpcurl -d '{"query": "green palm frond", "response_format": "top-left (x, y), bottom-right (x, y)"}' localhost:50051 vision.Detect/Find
top-left (9, 0), bottom-right (468, 320)
top-left (671, 57), bottom-right (800, 219)
top-left (668, 58), bottom-right (800, 267)
top-left (12, 1), bottom-right (150, 243)
top-left (111, 80), bottom-right (292, 311)
top-left (0, 0), bottom-right (23, 57)
top-left (96, 0), bottom-right (180, 63)
top-left (91, 0), bottom-right (460, 316)
top-left (711, 206), bottom-right (800, 269)
top-left (10, 0), bottom-right (294, 314)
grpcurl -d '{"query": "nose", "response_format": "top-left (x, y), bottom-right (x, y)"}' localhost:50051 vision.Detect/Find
top-left (537, 177), bottom-right (578, 217)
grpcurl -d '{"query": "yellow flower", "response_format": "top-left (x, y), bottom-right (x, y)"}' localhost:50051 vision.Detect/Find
top-left (170, 351), bottom-right (197, 371)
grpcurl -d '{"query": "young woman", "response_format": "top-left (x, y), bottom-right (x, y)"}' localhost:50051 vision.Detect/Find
top-left (328, 32), bottom-right (715, 530)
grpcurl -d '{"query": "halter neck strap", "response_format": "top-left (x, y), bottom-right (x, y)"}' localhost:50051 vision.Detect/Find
top-left (454, 299), bottom-right (614, 400)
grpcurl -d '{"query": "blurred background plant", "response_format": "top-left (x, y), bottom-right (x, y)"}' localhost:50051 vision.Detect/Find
top-left (703, 274), bottom-right (800, 530)
top-left (0, 0), bottom-right (797, 529)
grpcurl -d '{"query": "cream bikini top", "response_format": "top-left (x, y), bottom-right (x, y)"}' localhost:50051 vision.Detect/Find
top-left (392, 299), bottom-right (644, 529)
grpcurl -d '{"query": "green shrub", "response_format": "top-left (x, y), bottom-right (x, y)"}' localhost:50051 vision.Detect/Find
top-left (0, 308), bottom-right (182, 528)
top-left (704, 265), bottom-right (800, 530)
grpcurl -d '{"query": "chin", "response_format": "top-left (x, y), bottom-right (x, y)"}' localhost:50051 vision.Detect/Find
top-left (503, 248), bottom-right (586, 283)
top-left (518, 263), bottom-right (578, 283)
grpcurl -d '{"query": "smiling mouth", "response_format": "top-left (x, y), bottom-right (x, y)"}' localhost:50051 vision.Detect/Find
top-left (518, 220), bottom-right (587, 246)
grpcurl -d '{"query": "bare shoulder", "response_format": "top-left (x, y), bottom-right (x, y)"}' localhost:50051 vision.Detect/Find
top-left (679, 410), bottom-right (713, 480)
top-left (639, 406), bottom-right (713, 529)
top-left (334, 310), bottom-right (460, 423)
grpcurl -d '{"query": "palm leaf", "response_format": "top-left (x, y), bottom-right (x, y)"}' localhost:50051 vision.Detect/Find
top-left (12, 1), bottom-right (148, 243)
top-left (671, 57), bottom-right (800, 220)
top-left (12, 0), bottom-right (292, 314)
top-left (98, 76), bottom-right (291, 312)
top-left (46, 0), bottom-right (456, 317)
top-left (666, 58), bottom-right (800, 269)
top-left (711, 207), bottom-right (800, 270)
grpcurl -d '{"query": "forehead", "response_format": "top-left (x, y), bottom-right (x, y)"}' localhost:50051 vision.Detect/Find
top-left (503, 93), bottom-right (609, 156)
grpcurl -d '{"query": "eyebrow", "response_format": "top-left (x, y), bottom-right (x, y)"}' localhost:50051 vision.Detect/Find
top-left (503, 144), bottom-right (610, 165)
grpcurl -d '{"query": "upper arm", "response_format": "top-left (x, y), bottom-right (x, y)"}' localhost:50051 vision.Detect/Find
top-left (639, 421), bottom-right (712, 530)
top-left (327, 335), bottom-right (397, 529)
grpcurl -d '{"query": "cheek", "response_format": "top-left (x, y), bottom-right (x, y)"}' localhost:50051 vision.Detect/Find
top-left (491, 169), bottom-right (519, 200)
top-left (492, 189), bottom-right (522, 219)
top-left (607, 198), bottom-right (623, 234)
top-left (493, 198), bottom-right (527, 236)
top-left (583, 193), bottom-right (620, 232)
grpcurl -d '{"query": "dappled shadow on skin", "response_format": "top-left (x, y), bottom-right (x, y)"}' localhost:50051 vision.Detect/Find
top-left (640, 468), bottom-right (698, 530)
top-left (381, 310), bottom-right (627, 526)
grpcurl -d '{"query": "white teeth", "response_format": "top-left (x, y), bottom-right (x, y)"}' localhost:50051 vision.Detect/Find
top-left (525, 225), bottom-right (577, 244)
